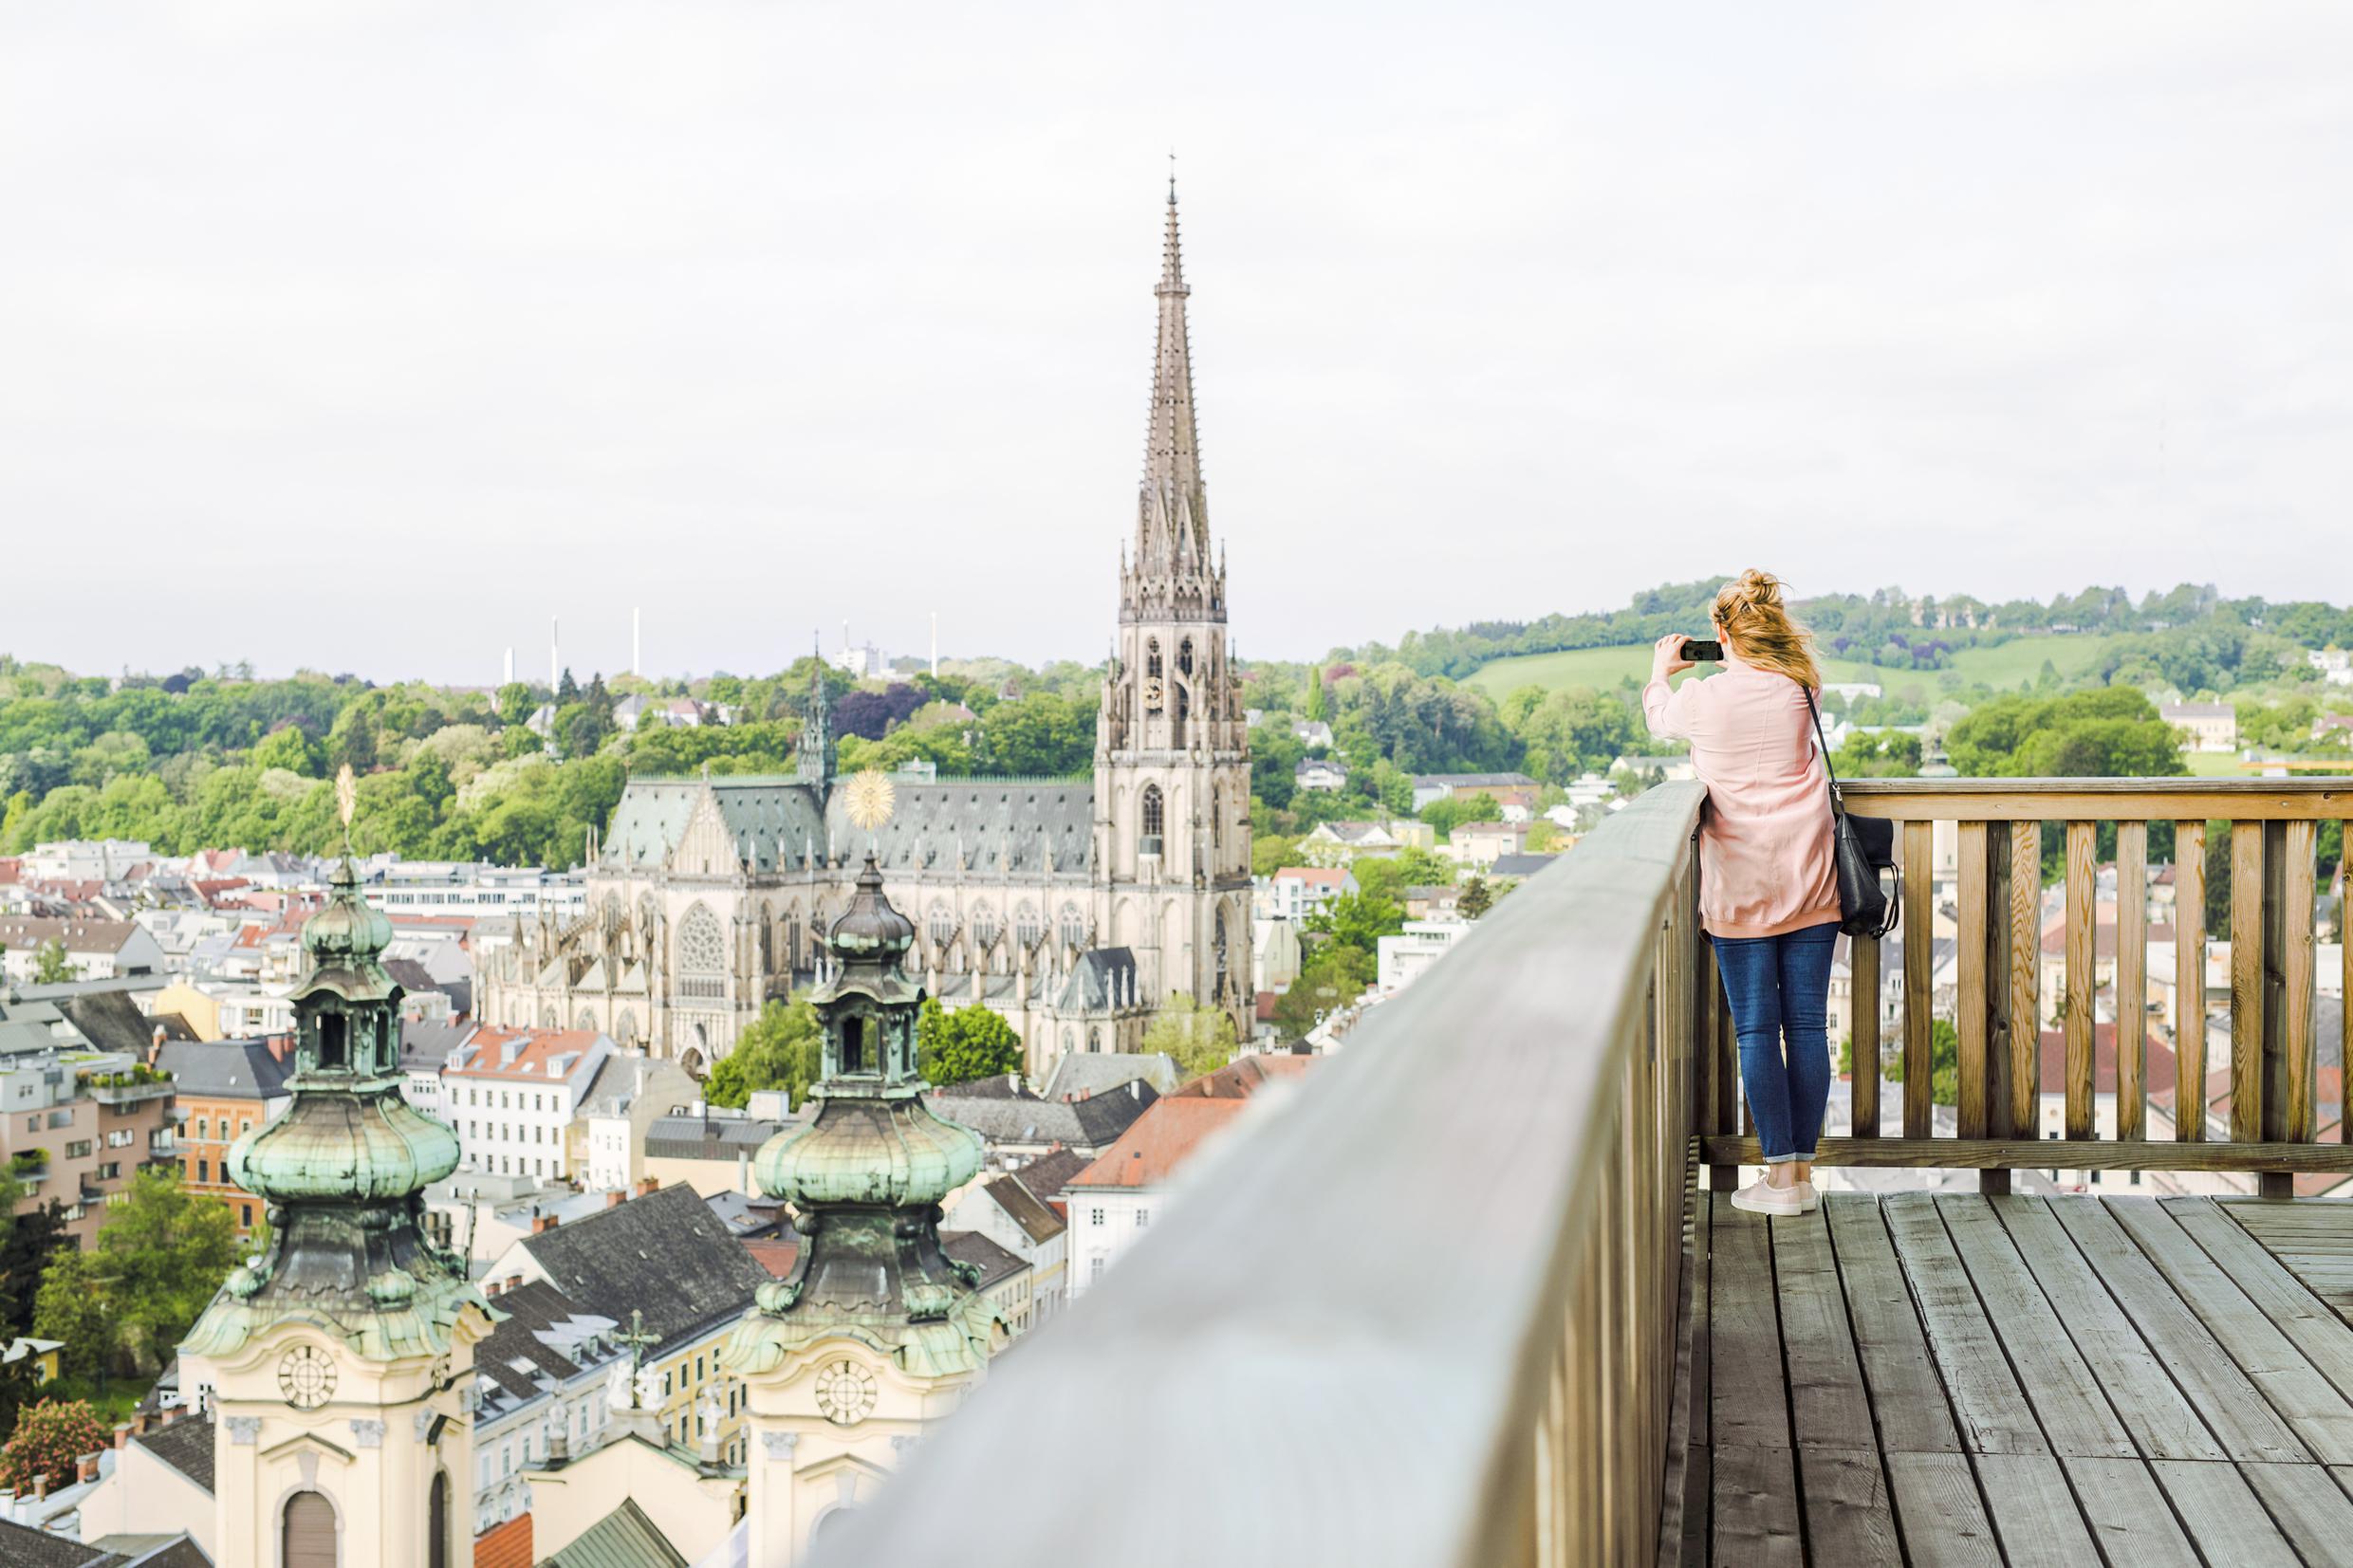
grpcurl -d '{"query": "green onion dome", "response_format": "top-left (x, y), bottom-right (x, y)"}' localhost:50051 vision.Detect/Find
top-left (229, 1089), bottom-right (460, 1203)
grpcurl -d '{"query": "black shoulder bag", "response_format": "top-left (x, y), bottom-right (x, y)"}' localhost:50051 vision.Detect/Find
top-left (1805, 689), bottom-right (1900, 939)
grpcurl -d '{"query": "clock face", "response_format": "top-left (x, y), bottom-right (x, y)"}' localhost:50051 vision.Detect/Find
top-left (812, 1358), bottom-right (877, 1427)
top-left (1143, 676), bottom-right (1164, 708)
top-left (278, 1343), bottom-right (337, 1410)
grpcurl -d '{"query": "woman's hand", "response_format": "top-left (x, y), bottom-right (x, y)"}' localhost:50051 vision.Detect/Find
top-left (1652, 633), bottom-right (1696, 683)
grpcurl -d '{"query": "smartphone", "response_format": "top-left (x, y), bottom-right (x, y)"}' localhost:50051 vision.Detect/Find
top-left (1680, 639), bottom-right (1723, 663)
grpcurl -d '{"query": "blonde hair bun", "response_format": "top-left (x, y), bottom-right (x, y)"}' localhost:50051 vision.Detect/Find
top-left (1711, 570), bottom-right (1818, 687)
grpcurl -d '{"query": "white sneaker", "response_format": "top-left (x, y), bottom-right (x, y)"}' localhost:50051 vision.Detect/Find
top-left (1730, 1176), bottom-right (1806, 1216)
top-left (1797, 1180), bottom-right (1820, 1212)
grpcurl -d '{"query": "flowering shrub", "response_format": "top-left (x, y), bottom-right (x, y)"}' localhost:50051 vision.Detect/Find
top-left (0, 1398), bottom-right (109, 1493)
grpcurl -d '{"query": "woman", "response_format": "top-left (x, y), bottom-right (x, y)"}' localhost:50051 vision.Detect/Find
top-left (1642, 570), bottom-right (1840, 1217)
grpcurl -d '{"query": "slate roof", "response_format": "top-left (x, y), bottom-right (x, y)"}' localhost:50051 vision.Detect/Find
top-left (472, 1279), bottom-right (615, 1406)
top-left (398, 1016), bottom-right (476, 1074)
top-left (516, 1184), bottom-right (769, 1350)
top-left (154, 1040), bottom-right (293, 1102)
top-left (539, 1498), bottom-right (686, 1568)
top-left (1042, 1052), bottom-right (1179, 1100)
top-left (58, 989), bottom-right (196, 1055)
top-left (643, 1110), bottom-right (786, 1161)
top-left (382, 957), bottom-right (446, 996)
top-left (979, 1171), bottom-right (1066, 1245)
top-left (940, 1229), bottom-right (1027, 1290)
top-left (1010, 1149), bottom-right (1091, 1206)
top-left (1057, 948), bottom-right (1139, 1013)
top-left (0, 1517), bottom-right (127, 1568)
top-left (135, 1411), bottom-right (216, 1494)
top-left (1487, 853), bottom-right (1561, 879)
top-left (931, 1079), bottom-right (1158, 1151)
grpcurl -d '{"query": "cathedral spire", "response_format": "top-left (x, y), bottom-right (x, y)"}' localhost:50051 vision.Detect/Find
top-left (1139, 184), bottom-right (1207, 575)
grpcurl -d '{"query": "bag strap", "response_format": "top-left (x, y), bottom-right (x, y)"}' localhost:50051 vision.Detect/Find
top-left (1803, 687), bottom-right (1847, 816)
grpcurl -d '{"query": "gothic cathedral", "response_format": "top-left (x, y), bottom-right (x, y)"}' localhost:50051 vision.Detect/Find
top-left (479, 190), bottom-right (1251, 1079)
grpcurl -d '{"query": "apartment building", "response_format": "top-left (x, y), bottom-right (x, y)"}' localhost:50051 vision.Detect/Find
top-left (444, 1027), bottom-right (615, 1181)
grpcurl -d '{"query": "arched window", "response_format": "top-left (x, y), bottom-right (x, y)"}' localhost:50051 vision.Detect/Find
top-left (196, 1158), bottom-right (209, 1184)
top-left (1211, 784), bottom-right (1223, 847)
top-left (1088, 1027), bottom-right (1102, 1054)
top-left (1214, 909), bottom-right (1230, 1003)
top-left (574, 1007), bottom-right (596, 1032)
top-left (677, 903), bottom-right (725, 1000)
top-left (541, 1006), bottom-right (559, 1028)
top-left (283, 1490), bottom-right (337, 1568)
top-left (1140, 786), bottom-right (1164, 856)
top-left (971, 905), bottom-right (1000, 950)
top-left (1058, 903), bottom-right (1086, 950)
top-left (1061, 1027), bottom-right (1075, 1056)
top-left (928, 904), bottom-right (956, 951)
top-left (1177, 637), bottom-right (1194, 675)
top-left (316, 1013), bottom-right (346, 1070)
top-left (1014, 903), bottom-right (1042, 950)
top-left (613, 1008), bottom-right (639, 1046)
top-left (783, 912), bottom-right (802, 971)
top-left (429, 1472), bottom-right (451, 1568)
top-left (1146, 639), bottom-right (1163, 680)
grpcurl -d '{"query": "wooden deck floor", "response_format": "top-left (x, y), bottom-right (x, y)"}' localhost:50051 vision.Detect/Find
top-left (1691, 1192), bottom-right (2353, 1567)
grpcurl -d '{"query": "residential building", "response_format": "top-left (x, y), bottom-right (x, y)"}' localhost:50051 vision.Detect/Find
top-left (927, 1076), bottom-right (1159, 1168)
top-left (1040, 1050), bottom-right (1181, 1100)
top-left (1410, 772), bottom-right (1540, 812)
top-left (155, 1037), bottom-right (296, 1237)
top-left (1259, 866), bottom-right (1356, 923)
top-left (1449, 821), bottom-right (1529, 868)
top-left (467, 1279), bottom-right (627, 1538)
top-left (2160, 701), bottom-right (2238, 753)
top-left (641, 1103), bottom-right (795, 1198)
top-left (943, 1171), bottom-right (1068, 1335)
top-left (1302, 820), bottom-right (1402, 860)
top-left (443, 1026), bottom-right (616, 1181)
top-left (1292, 720), bottom-right (1334, 748)
top-left (940, 1230), bottom-right (1033, 1336)
top-left (0, 1042), bottom-right (176, 1246)
top-left (1377, 918), bottom-right (1472, 995)
top-left (1295, 757), bottom-right (1350, 793)
top-left (1251, 915), bottom-right (1303, 992)
top-left (1064, 1054), bottom-right (1314, 1301)
top-left (0, 918), bottom-right (166, 984)
top-left (484, 1181), bottom-right (771, 1461)
top-left (360, 858), bottom-right (587, 920)
top-left (21, 839), bottom-right (155, 883)
top-left (2309, 647), bottom-right (2353, 687)
top-left (576, 1051), bottom-right (706, 1192)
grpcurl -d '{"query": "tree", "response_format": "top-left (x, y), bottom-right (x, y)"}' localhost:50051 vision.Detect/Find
top-left (1880, 1018), bottom-right (1961, 1106)
top-left (0, 1203), bottom-right (65, 1341)
top-left (0, 1398), bottom-right (107, 1493)
top-left (35, 1169), bottom-right (239, 1380)
top-left (1458, 874), bottom-right (1494, 920)
top-left (29, 939), bottom-right (74, 985)
top-left (1139, 993), bottom-right (1238, 1079)
top-left (1419, 792), bottom-right (1500, 840)
top-left (1946, 689), bottom-right (2184, 779)
top-left (703, 997), bottom-right (824, 1111)
top-left (917, 1000), bottom-right (1026, 1087)
top-left (1270, 946), bottom-right (1375, 1040)
top-left (1305, 889), bottom-right (1404, 956)
top-left (250, 724), bottom-right (325, 778)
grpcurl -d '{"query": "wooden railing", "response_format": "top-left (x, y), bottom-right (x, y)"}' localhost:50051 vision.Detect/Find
top-left (815, 782), bottom-right (1717, 1568)
top-left (1698, 779), bottom-right (2353, 1197)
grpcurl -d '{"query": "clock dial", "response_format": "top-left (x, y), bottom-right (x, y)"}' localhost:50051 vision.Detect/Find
top-left (812, 1357), bottom-right (877, 1427)
top-left (278, 1344), bottom-right (338, 1411)
top-left (1143, 676), bottom-right (1164, 708)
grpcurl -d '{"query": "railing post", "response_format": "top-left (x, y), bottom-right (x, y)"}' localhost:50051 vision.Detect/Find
top-left (2176, 821), bottom-right (2207, 1141)
top-left (1901, 821), bottom-right (1933, 1138)
top-left (2065, 821), bottom-right (2097, 1142)
top-left (2008, 821), bottom-right (2040, 1147)
top-left (2230, 821), bottom-right (2266, 1152)
top-left (2116, 821), bottom-right (2149, 1144)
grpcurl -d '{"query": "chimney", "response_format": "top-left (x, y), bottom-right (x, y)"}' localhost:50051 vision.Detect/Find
top-left (159, 1408), bottom-right (177, 1426)
top-left (533, 1214), bottom-right (559, 1234)
top-left (148, 1025), bottom-right (165, 1065)
top-left (484, 1279), bottom-right (499, 1297)
top-left (32, 1474), bottom-right (46, 1500)
top-left (77, 1452), bottom-right (100, 1484)
top-left (637, 1177), bottom-right (658, 1196)
top-left (112, 1423), bottom-right (130, 1451)
top-left (505, 1274), bottom-right (522, 1293)
top-left (131, 1413), bottom-right (149, 1435)
top-left (605, 1190), bottom-right (625, 1208)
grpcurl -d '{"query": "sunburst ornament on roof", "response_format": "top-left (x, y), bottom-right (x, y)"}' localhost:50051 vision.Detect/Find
top-left (844, 768), bottom-right (897, 834)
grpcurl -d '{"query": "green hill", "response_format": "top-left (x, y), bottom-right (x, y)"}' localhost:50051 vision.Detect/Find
top-left (1466, 633), bottom-right (2119, 701)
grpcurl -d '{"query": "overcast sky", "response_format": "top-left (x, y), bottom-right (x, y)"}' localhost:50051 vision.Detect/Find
top-left (4, 3), bottom-right (2348, 685)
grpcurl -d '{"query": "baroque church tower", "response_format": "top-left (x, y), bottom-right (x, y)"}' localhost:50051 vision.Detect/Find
top-left (1098, 184), bottom-right (1253, 1034)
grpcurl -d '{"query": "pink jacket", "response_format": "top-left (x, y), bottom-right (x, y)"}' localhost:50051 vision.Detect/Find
top-left (1640, 660), bottom-right (1841, 939)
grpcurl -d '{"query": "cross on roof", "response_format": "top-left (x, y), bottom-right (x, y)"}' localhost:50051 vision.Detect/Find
top-left (616, 1308), bottom-right (658, 1377)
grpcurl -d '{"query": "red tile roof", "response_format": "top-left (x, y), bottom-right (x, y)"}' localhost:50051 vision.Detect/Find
top-left (2036, 1025), bottom-right (2177, 1096)
top-left (1170, 1053), bottom-right (1316, 1099)
top-left (447, 1027), bottom-right (604, 1081)
top-left (473, 1511), bottom-right (532, 1568)
top-left (1067, 1098), bottom-right (1251, 1190)
top-left (1272, 867), bottom-right (1351, 891)
top-left (742, 1239), bottom-right (800, 1279)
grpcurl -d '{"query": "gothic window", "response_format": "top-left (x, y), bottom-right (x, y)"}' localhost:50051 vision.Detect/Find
top-left (1088, 1027), bottom-right (1102, 1054)
top-left (677, 903), bottom-right (725, 1000)
top-left (1214, 909), bottom-right (1230, 1003)
top-left (971, 905), bottom-right (1000, 950)
top-left (1058, 903), bottom-right (1086, 950)
top-left (1140, 785), bottom-right (1164, 856)
top-left (784, 911), bottom-right (803, 970)
top-left (1178, 637), bottom-right (1194, 675)
top-left (928, 904), bottom-right (956, 951)
top-left (540, 1006), bottom-right (559, 1029)
top-left (1212, 784), bottom-right (1223, 847)
top-left (574, 1007), bottom-right (596, 1032)
top-left (1062, 1027), bottom-right (1075, 1056)
top-left (1146, 639), bottom-right (1163, 679)
top-left (614, 1008), bottom-right (639, 1045)
top-left (283, 1491), bottom-right (338, 1568)
top-left (1014, 903), bottom-right (1042, 949)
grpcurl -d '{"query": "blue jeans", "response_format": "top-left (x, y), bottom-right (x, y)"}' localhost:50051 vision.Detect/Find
top-left (1714, 922), bottom-right (1838, 1163)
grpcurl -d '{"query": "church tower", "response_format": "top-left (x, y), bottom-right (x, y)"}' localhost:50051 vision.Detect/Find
top-left (722, 857), bottom-right (1002, 1561)
top-left (1098, 182), bottom-right (1254, 1034)
top-left (181, 807), bottom-right (494, 1568)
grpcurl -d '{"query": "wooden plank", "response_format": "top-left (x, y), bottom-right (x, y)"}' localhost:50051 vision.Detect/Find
top-left (1971, 1452), bottom-right (2102, 1568)
top-left (2159, 1198), bottom-right (2353, 1406)
top-left (1699, 1135), bottom-right (2353, 1172)
top-left (1710, 1445), bottom-right (1803, 1568)
top-left (2065, 821), bottom-right (2096, 1140)
top-left (1935, 1196), bottom-right (2133, 1456)
top-left (2009, 821), bottom-right (2040, 1141)
top-left (2177, 820), bottom-right (2208, 1139)
top-left (2233, 819), bottom-right (2268, 1144)
top-left (2282, 819), bottom-right (2317, 1144)
top-left (1881, 1193), bottom-right (2046, 1454)
top-left (2117, 820), bottom-right (2149, 1140)
top-left (1822, 1197), bottom-right (1962, 1455)
top-left (2060, 1458), bottom-right (2203, 1568)
top-left (1992, 1196), bottom-right (2224, 1461)
top-left (2235, 1462), bottom-right (2353, 1559)
top-left (1794, 1448), bottom-right (1901, 1568)
top-left (1904, 820), bottom-right (1934, 1138)
top-left (1957, 821), bottom-right (1991, 1140)
top-left (1840, 781), bottom-right (2353, 821)
top-left (1769, 1207), bottom-right (1874, 1448)
top-left (2047, 1196), bottom-right (2311, 1463)
top-left (1883, 1452), bottom-right (2002, 1568)
top-left (2104, 1198), bottom-right (2353, 1464)
top-left (1709, 1191), bottom-right (1788, 1451)
top-left (2144, 1459), bottom-right (2304, 1568)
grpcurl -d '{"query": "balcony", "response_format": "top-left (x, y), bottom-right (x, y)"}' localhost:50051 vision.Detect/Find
top-left (824, 778), bottom-right (2353, 1567)
top-left (80, 1071), bottom-right (174, 1107)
